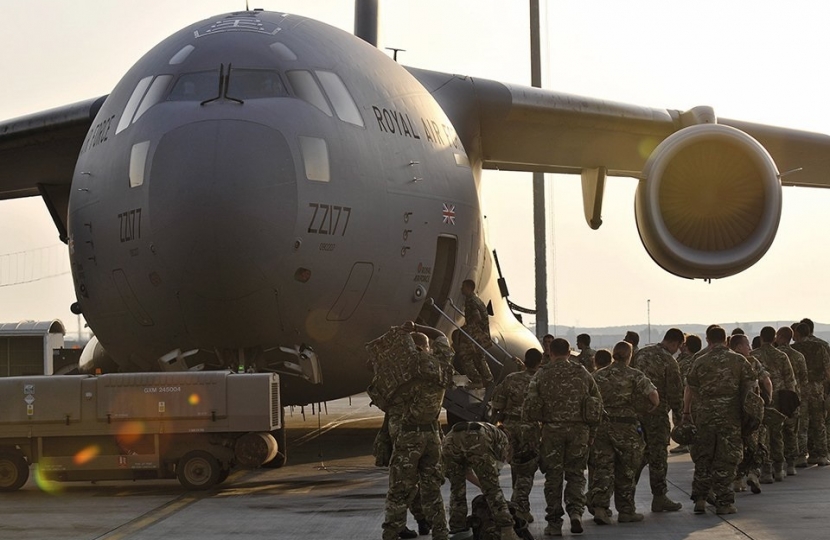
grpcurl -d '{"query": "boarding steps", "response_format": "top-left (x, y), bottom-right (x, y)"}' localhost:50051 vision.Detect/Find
top-left (428, 299), bottom-right (517, 424)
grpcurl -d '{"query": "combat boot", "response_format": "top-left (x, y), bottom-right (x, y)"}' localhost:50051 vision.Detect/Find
top-left (795, 456), bottom-right (809, 468)
top-left (448, 528), bottom-right (472, 540)
top-left (515, 509), bottom-right (534, 524)
top-left (733, 476), bottom-right (747, 492)
top-left (746, 472), bottom-right (762, 494)
top-left (651, 494), bottom-right (682, 512)
top-left (569, 514), bottom-right (583, 534)
top-left (816, 456), bottom-right (830, 466)
top-left (543, 522), bottom-right (562, 536)
top-left (693, 499), bottom-right (706, 514)
top-left (593, 508), bottom-right (612, 525)
top-left (786, 462), bottom-right (797, 476)
top-left (774, 463), bottom-right (785, 481)
top-left (399, 527), bottom-right (418, 539)
top-left (759, 465), bottom-right (774, 484)
top-left (617, 512), bottom-right (644, 523)
top-left (715, 504), bottom-right (737, 515)
top-left (500, 526), bottom-right (521, 540)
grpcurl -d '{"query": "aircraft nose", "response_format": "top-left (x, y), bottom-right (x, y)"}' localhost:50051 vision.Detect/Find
top-left (149, 120), bottom-right (297, 299)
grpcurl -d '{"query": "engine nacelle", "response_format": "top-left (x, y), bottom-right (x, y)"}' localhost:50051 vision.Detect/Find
top-left (78, 335), bottom-right (119, 374)
top-left (635, 124), bottom-right (782, 279)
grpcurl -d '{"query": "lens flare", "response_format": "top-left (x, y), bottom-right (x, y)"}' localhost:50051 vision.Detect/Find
top-left (73, 445), bottom-right (100, 466)
top-left (116, 420), bottom-right (146, 446)
top-left (33, 463), bottom-right (64, 494)
top-left (188, 393), bottom-right (201, 406)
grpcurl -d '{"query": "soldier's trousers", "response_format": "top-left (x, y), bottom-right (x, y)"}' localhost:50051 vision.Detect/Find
top-left (443, 442), bottom-right (512, 531)
top-left (806, 386), bottom-right (828, 459)
top-left (766, 421), bottom-right (785, 468)
top-left (588, 422), bottom-right (644, 515)
top-left (459, 349), bottom-right (493, 385)
top-left (783, 413), bottom-right (800, 464)
top-left (738, 425), bottom-right (767, 479)
top-left (690, 423), bottom-right (743, 507)
top-left (637, 413), bottom-right (671, 496)
top-left (503, 420), bottom-right (540, 515)
top-left (382, 430), bottom-right (448, 540)
top-left (539, 423), bottom-right (589, 524)
top-left (798, 409), bottom-right (809, 459)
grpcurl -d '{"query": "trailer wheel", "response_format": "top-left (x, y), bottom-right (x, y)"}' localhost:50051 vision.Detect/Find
top-left (0, 452), bottom-right (29, 492)
top-left (177, 451), bottom-right (220, 490)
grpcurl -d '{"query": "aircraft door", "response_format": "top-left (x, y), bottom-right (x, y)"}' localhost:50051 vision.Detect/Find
top-left (417, 235), bottom-right (457, 326)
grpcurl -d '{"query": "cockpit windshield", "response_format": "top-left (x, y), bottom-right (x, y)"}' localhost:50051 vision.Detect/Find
top-left (227, 69), bottom-right (288, 99)
top-left (167, 70), bottom-right (219, 102)
top-left (166, 68), bottom-right (288, 102)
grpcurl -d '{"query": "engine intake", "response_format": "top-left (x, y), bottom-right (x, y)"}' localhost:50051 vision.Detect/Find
top-left (635, 124), bottom-right (781, 279)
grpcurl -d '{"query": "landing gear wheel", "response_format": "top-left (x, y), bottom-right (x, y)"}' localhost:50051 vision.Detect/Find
top-left (0, 452), bottom-right (29, 492)
top-left (177, 451), bottom-right (220, 490)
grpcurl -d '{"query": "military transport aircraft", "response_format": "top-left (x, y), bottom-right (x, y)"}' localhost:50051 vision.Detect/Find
top-left (2, 5), bottom-right (830, 416)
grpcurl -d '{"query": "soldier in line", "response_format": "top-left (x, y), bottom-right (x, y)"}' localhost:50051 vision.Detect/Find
top-left (374, 321), bottom-right (455, 540)
top-left (775, 326), bottom-right (810, 471)
top-left (585, 349), bottom-right (614, 511)
top-left (733, 333), bottom-right (771, 494)
top-left (523, 337), bottom-right (602, 536)
top-left (540, 334), bottom-right (554, 365)
top-left (792, 323), bottom-right (830, 466)
top-left (750, 326), bottom-right (797, 482)
top-left (490, 348), bottom-right (543, 524)
top-left (575, 334), bottom-right (596, 373)
top-left (685, 326), bottom-right (755, 515)
top-left (671, 334), bottom-right (702, 454)
top-left (630, 328), bottom-right (685, 513)
top-left (798, 318), bottom-right (830, 449)
top-left (459, 280), bottom-right (494, 388)
top-left (623, 331), bottom-right (640, 355)
top-left (589, 341), bottom-right (659, 525)
top-left (442, 421), bottom-right (521, 540)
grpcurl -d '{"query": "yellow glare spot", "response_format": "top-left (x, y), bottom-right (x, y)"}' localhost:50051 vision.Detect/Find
top-left (188, 393), bottom-right (200, 406)
top-left (116, 420), bottom-right (146, 446)
top-left (638, 137), bottom-right (660, 160)
top-left (73, 445), bottom-right (100, 466)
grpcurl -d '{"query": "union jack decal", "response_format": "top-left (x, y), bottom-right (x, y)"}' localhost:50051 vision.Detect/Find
top-left (442, 203), bottom-right (456, 225)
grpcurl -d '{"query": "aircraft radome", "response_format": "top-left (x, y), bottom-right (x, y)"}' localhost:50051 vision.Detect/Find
top-left (2, 6), bottom-right (830, 425)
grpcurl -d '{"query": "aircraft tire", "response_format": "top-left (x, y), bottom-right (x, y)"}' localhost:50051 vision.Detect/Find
top-left (0, 451), bottom-right (29, 492)
top-left (177, 451), bottom-right (220, 490)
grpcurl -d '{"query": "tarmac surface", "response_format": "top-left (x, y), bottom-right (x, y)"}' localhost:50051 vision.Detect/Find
top-left (1, 393), bottom-right (829, 540)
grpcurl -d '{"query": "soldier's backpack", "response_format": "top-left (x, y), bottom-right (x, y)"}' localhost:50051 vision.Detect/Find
top-left (468, 495), bottom-right (534, 540)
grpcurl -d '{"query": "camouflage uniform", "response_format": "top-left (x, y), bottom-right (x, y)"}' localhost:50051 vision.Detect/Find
top-left (778, 343), bottom-right (809, 463)
top-left (576, 347), bottom-right (597, 373)
top-left (442, 422), bottom-right (512, 532)
top-left (459, 293), bottom-right (494, 386)
top-left (686, 344), bottom-right (755, 508)
top-left (792, 338), bottom-right (830, 461)
top-left (630, 344), bottom-right (683, 498)
top-left (491, 370), bottom-right (540, 519)
top-left (372, 330), bottom-right (455, 540)
top-left (736, 355), bottom-right (770, 481)
top-left (676, 351), bottom-right (695, 385)
top-left (750, 344), bottom-right (796, 472)
top-left (589, 363), bottom-right (655, 516)
top-left (807, 335), bottom-right (830, 450)
top-left (523, 359), bottom-right (601, 528)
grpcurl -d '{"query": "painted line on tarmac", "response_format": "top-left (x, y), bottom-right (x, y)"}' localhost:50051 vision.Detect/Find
top-left (94, 471), bottom-right (247, 539)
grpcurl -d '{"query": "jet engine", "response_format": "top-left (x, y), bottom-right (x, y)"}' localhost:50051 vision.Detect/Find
top-left (634, 124), bottom-right (782, 278)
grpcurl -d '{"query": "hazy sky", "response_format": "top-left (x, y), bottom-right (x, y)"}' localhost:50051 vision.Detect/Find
top-left (2, 0), bottom-right (830, 338)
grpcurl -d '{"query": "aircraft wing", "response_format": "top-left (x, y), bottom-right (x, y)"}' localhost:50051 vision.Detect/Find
top-left (407, 67), bottom-right (830, 188)
top-left (0, 96), bottom-right (107, 240)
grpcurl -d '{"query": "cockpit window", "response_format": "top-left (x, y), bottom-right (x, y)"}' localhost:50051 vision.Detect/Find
top-left (227, 69), bottom-right (288, 99)
top-left (133, 75), bottom-right (173, 121)
top-left (315, 71), bottom-right (364, 127)
top-left (167, 70), bottom-right (220, 102)
top-left (286, 70), bottom-right (332, 117)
